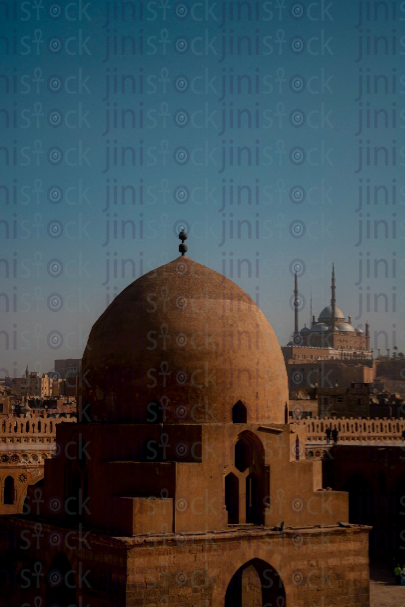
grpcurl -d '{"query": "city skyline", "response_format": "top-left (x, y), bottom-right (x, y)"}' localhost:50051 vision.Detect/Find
top-left (0, 251), bottom-right (399, 376)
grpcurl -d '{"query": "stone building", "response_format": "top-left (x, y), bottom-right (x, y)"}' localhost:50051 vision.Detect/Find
top-left (8, 369), bottom-right (41, 398)
top-left (374, 358), bottom-right (405, 397)
top-left (0, 415), bottom-right (74, 515)
top-left (54, 358), bottom-right (81, 381)
top-left (283, 350), bottom-right (375, 395)
top-left (317, 384), bottom-right (404, 419)
top-left (8, 368), bottom-right (56, 399)
top-left (283, 267), bottom-right (373, 396)
top-left (0, 392), bottom-right (11, 416)
top-left (319, 438), bottom-right (405, 557)
top-left (0, 249), bottom-right (369, 606)
top-left (54, 358), bottom-right (81, 396)
top-left (289, 265), bottom-right (370, 351)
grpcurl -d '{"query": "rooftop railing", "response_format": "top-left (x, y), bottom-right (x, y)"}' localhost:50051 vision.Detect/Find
top-left (303, 416), bottom-right (405, 442)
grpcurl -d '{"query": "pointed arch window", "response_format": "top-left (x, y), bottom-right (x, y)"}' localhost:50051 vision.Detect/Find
top-left (232, 400), bottom-right (247, 423)
top-left (228, 431), bottom-right (267, 526)
top-left (235, 435), bottom-right (254, 472)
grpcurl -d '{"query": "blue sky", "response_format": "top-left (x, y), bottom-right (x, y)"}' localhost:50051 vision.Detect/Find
top-left (0, 0), bottom-right (403, 375)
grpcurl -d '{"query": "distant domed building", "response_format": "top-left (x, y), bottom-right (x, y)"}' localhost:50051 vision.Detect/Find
top-left (288, 265), bottom-right (370, 354)
top-left (0, 241), bottom-right (370, 607)
top-left (282, 265), bottom-right (373, 396)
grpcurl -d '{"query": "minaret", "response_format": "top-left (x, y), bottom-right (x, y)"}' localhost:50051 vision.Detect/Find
top-left (310, 288), bottom-right (312, 327)
top-left (331, 264), bottom-right (336, 329)
top-left (365, 322), bottom-right (370, 350)
top-left (294, 272), bottom-right (299, 335)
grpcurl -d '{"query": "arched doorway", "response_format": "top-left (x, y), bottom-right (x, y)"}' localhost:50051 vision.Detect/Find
top-left (235, 435), bottom-right (255, 473)
top-left (3, 476), bottom-right (15, 505)
top-left (225, 559), bottom-right (285, 607)
top-left (231, 432), bottom-right (267, 525)
top-left (46, 552), bottom-right (77, 607)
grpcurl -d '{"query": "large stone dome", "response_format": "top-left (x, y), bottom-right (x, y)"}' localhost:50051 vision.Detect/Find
top-left (81, 257), bottom-right (288, 424)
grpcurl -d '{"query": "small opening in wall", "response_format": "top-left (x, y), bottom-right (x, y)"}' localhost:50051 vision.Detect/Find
top-left (225, 472), bottom-right (239, 524)
top-left (232, 401), bottom-right (247, 423)
top-left (4, 476), bottom-right (14, 505)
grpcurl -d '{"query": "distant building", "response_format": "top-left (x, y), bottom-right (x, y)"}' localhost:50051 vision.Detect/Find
top-left (287, 264), bottom-right (370, 352)
top-left (54, 359), bottom-right (81, 380)
top-left (282, 266), bottom-right (373, 395)
top-left (8, 366), bottom-right (76, 399)
top-left (0, 414), bottom-right (76, 515)
top-left (0, 394), bottom-right (11, 416)
top-left (53, 359), bottom-right (81, 397)
top-left (27, 397), bottom-right (76, 416)
top-left (9, 367), bottom-right (41, 398)
top-left (317, 383), bottom-right (404, 419)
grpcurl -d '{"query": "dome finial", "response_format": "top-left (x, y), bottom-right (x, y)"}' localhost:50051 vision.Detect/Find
top-left (178, 227), bottom-right (188, 256)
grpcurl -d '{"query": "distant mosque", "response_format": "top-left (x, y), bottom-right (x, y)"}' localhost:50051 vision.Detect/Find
top-left (287, 264), bottom-right (370, 356)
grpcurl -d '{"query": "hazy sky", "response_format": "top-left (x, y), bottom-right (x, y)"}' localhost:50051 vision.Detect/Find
top-left (0, 0), bottom-right (403, 376)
